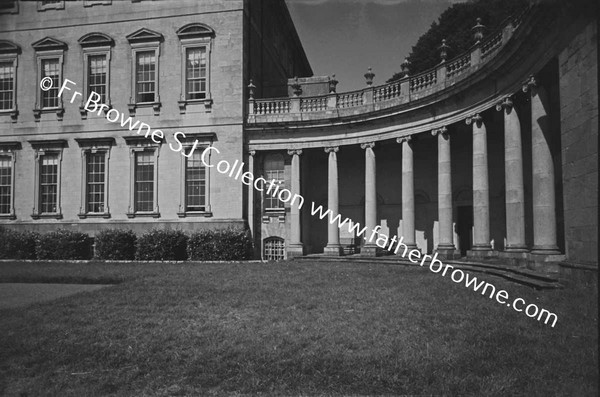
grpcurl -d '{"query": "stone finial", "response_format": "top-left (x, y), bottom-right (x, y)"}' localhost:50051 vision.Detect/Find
top-left (401, 57), bottom-right (411, 78)
top-left (466, 113), bottom-right (483, 125)
top-left (291, 77), bottom-right (302, 97)
top-left (439, 39), bottom-right (450, 63)
top-left (522, 75), bottom-right (537, 93)
top-left (472, 18), bottom-right (485, 43)
top-left (495, 96), bottom-right (514, 111)
top-left (364, 67), bottom-right (375, 86)
top-left (247, 79), bottom-right (256, 100)
top-left (329, 74), bottom-right (339, 94)
top-left (360, 142), bottom-right (375, 150)
top-left (287, 149), bottom-right (303, 156)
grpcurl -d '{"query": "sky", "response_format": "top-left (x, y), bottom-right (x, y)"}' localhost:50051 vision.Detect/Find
top-left (285, 0), bottom-right (464, 92)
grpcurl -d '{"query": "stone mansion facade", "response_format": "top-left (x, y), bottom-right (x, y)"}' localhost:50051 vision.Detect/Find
top-left (0, 0), bottom-right (597, 266)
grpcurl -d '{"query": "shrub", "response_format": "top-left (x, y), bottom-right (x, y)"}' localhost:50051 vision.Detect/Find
top-left (188, 227), bottom-right (253, 261)
top-left (135, 229), bottom-right (188, 261)
top-left (0, 227), bottom-right (39, 259)
top-left (94, 229), bottom-right (137, 260)
top-left (36, 229), bottom-right (93, 260)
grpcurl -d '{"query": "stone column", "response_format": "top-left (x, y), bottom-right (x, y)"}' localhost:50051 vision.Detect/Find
top-left (497, 97), bottom-right (528, 252)
top-left (467, 114), bottom-right (492, 253)
top-left (287, 149), bottom-right (304, 257)
top-left (523, 77), bottom-right (560, 255)
top-left (432, 127), bottom-right (458, 258)
top-left (397, 136), bottom-right (417, 250)
top-left (361, 142), bottom-right (377, 256)
top-left (324, 146), bottom-right (342, 255)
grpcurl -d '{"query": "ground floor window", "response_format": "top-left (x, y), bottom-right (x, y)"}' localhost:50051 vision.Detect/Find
top-left (264, 237), bottom-right (285, 261)
top-left (0, 155), bottom-right (11, 214)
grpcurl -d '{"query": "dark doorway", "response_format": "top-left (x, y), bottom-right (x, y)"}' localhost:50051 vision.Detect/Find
top-left (457, 205), bottom-right (473, 256)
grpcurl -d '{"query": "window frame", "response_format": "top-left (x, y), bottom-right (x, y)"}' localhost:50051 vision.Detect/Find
top-left (78, 33), bottom-right (114, 119)
top-left (126, 28), bottom-right (163, 116)
top-left (177, 23), bottom-right (214, 114)
top-left (262, 153), bottom-right (286, 216)
top-left (177, 132), bottom-right (215, 218)
top-left (263, 237), bottom-right (286, 261)
top-left (76, 138), bottom-right (113, 219)
top-left (38, 1), bottom-right (65, 11)
top-left (32, 37), bottom-right (67, 121)
top-left (0, 1), bottom-right (19, 14)
top-left (0, 142), bottom-right (19, 220)
top-left (124, 136), bottom-right (161, 218)
top-left (0, 40), bottom-right (19, 122)
top-left (30, 139), bottom-right (65, 220)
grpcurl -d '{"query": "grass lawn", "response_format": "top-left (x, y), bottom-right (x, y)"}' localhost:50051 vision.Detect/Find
top-left (0, 261), bottom-right (597, 396)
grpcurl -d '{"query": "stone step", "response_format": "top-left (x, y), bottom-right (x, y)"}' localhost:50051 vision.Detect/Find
top-left (295, 255), bottom-right (562, 289)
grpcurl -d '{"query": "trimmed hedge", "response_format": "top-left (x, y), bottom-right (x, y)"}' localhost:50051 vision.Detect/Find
top-left (0, 227), bottom-right (39, 259)
top-left (36, 229), bottom-right (93, 260)
top-left (135, 229), bottom-right (188, 261)
top-left (188, 227), bottom-right (253, 261)
top-left (94, 229), bottom-right (137, 260)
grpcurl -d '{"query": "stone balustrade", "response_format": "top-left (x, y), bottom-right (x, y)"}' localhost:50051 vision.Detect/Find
top-left (248, 10), bottom-right (527, 123)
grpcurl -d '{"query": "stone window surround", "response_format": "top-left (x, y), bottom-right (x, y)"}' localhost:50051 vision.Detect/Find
top-left (124, 136), bottom-right (161, 218)
top-left (177, 132), bottom-right (216, 218)
top-left (30, 139), bottom-right (66, 220)
top-left (0, 142), bottom-right (20, 220)
top-left (75, 138), bottom-right (114, 219)
top-left (32, 38), bottom-right (67, 121)
top-left (38, 1), bottom-right (65, 12)
top-left (0, 44), bottom-right (19, 122)
top-left (0, 1), bottom-right (18, 14)
top-left (78, 33), bottom-right (114, 119)
top-left (83, 0), bottom-right (112, 6)
top-left (127, 29), bottom-right (163, 117)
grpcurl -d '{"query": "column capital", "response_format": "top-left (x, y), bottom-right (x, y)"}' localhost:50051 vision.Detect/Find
top-left (248, 150), bottom-right (256, 157)
top-left (360, 142), bottom-right (375, 150)
top-left (287, 149), bottom-right (303, 156)
top-left (431, 126), bottom-right (449, 137)
top-left (495, 96), bottom-right (514, 112)
top-left (324, 146), bottom-right (339, 153)
top-left (396, 135), bottom-right (412, 144)
top-left (465, 113), bottom-right (483, 126)
top-left (522, 75), bottom-right (537, 94)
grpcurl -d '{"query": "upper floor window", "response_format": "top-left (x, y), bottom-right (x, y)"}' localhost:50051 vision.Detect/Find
top-left (263, 153), bottom-right (285, 212)
top-left (32, 37), bottom-right (67, 121)
top-left (78, 33), bottom-right (114, 118)
top-left (30, 140), bottom-right (66, 219)
top-left (126, 28), bottom-right (163, 116)
top-left (176, 23), bottom-right (214, 114)
top-left (0, 0), bottom-right (18, 14)
top-left (38, 1), bottom-right (64, 11)
top-left (0, 40), bottom-right (20, 122)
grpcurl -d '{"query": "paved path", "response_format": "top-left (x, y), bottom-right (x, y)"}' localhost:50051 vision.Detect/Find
top-left (0, 283), bottom-right (109, 309)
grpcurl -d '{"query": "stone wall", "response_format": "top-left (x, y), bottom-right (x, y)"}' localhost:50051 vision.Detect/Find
top-left (558, 20), bottom-right (598, 264)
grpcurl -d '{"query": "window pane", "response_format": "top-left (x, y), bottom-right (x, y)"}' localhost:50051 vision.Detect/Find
top-left (41, 59), bottom-right (60, 109)
top-left (263, 155), bottom-right (285, 210)
top-left (264, 238), bottom-right (285, 261)
top-left (136, 51), bottom-right (156, 103)
top-left (86, 152), bottom-right (105, 213)
top-left (186, 47), bottom-right (207, 100)
top-left (185, 150), bottom-right (206, 211)
top-left (135, 151), bottom-right (154, 212)
top-left (40, 154), bottom-right (58, 213)
top-left (0, 61), bottom-right (14, 111)
top-left (88, 54), bottom-right (107, 104)
top-left (0, 155), bottom-right (11, 214)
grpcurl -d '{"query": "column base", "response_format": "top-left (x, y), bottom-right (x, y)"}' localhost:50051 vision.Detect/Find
top-left (323, 244), bottom-right (343, 256)
top-left (361, 244), bottom-right (378, 257)
top-left (530, 245), bottom-right (561, 255)
top-left (435, 245), bottom-right (461, 260)
top-left (467, 249), bottom-right (498, 259)
top-left (286, 243), bottom-right (305, 258)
